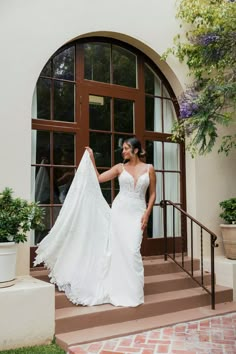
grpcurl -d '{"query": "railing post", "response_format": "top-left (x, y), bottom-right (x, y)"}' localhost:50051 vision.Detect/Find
top-left (160, 200), bottom-right (167, 261)
top-left (211, 234), bottom-right (216, 310)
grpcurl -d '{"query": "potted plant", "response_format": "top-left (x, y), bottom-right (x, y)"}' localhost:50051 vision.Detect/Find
top-left (0, 187), bottom-right (45, 284)
top-left (219, 198), bottom-right (236, 260)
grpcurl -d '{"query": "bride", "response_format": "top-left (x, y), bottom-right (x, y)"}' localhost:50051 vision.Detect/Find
top-left (34, 137), bottom-right (156, 307)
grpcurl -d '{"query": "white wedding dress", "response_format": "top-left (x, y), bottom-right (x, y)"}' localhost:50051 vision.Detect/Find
top-left (34, 151), bottom-right (150, 307)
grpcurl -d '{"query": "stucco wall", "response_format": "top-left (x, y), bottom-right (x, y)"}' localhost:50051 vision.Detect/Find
top-left (0, 0), bottom-right (235, 275)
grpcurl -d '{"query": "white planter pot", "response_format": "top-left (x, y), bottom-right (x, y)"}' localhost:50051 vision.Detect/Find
top-left (0, 242), bottom-right (17, 283)
top-left (220, 224), bottom-right (236, 260)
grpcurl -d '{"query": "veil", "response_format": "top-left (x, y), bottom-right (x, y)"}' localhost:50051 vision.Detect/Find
top-left (34, 150), bottom-right (111, 305)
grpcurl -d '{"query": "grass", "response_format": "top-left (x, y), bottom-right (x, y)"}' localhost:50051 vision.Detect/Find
top-left (0, 343), bottom-right (66, 354)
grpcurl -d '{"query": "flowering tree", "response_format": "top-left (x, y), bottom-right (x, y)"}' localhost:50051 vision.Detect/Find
top-left (164, 0), bottom-right (236, 156)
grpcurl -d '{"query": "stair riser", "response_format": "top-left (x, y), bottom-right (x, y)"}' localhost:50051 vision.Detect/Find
top-left (32, 259), bottom-right (201, 284)
top-left (144, 274), bottom-right (211, 296)
top-left (144, 260), bottom-right (200, 276)
top-left (55, 274), bottom-right (212, 309)
top-left (55, 289), bottom-right (232, 334)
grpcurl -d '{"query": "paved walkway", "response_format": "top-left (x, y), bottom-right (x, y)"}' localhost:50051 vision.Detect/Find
top-left (68, 312), bottom-right (236, 354)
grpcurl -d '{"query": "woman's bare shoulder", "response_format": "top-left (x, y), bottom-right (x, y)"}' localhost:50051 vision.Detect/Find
top-left (113, 163), bottom-right (123, 173)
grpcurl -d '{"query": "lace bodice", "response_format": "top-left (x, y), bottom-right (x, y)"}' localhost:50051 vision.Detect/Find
top-left (118, 165), bottom-right (150, 200)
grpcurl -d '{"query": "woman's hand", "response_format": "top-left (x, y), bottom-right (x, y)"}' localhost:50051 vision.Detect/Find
top-left (85, 146), bottom-right (94, 159)
top-left (141, 212), bottom-right (149, 231)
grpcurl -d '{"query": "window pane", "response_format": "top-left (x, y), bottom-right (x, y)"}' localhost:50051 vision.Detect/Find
top-left (145, 96), bottom-right (162, 132)
top-left (35, 78), bottom-right (51, 120)
top-left (155, 172), bottom-right (163, 204)
top-left (41, 60), bottom-right (52, 77)
top-left (34, 206), bottom-right (51, 244)
top-left (163, 99), bottom-right (176, 133)
top-left (54, 167), bottom-right (75, 203)
top-left (90, 132), bottom-right (111, 167)
top-left (114, 98), bottom-right (134, 133)
top-left (147, 206), bottom-right (163, 238)
top-left (166, 205), bottom-right (181, 237)
top-left (34, 131), bottom-right (50, 164)
top-left (163, 85), bottom-right (171, 98)
top-left (53, 132), bottom-right (75, 165)
top-left (114, 134), bottom-right (126, 164)
top-left (146, 140), bottom-right (163, 170)
top-left (144, 64), bottom-right (161, 95)
top-left (165, 173), bottom-right (180, 203)
top-left (89, 95), bottom-right (111, 131)
top-left (112, 45), bottom-right (136, 88)
top-left (54, 81), bottom-right (75, 122)
top-left (84, 43), bottom-right (110, 83)
top-left (53, 46), bottom-right (75, 81)
top-left (164, 143), bottom-right (180, 170)
top-left (53, 206), bottom-right (61, 225)
top-left (34, 166), bottom-right (50, 204)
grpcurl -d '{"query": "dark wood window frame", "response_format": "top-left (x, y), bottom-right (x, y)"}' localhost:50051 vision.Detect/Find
top-left (31, 37), bottom-right (186, 260)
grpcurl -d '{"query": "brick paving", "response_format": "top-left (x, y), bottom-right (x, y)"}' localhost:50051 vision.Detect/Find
top-left (68, 312), bottom-right (236, 354)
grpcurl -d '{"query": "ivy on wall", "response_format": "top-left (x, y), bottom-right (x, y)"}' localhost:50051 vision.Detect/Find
top-left (163, 0), bottom-right (236, 156)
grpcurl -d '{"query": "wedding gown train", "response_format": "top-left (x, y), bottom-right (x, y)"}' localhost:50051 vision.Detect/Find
top-left (34, 151), bottom-right (150, 307)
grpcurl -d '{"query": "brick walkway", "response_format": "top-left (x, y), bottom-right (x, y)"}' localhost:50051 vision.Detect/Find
top-left (68, 312), bottom-right (236, 354)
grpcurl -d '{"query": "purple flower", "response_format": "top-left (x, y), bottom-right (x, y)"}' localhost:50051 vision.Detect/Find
top-left (193, 33), bottom-right (220, 46)
top-left (179, 89), bottom-right (199, 119)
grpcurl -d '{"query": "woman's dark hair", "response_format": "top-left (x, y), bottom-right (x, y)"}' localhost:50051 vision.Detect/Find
top-left (122, 137), bottom-right (146, 158)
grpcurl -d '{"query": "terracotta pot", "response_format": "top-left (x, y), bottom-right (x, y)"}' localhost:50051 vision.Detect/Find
top-left (220, 224), bottom-right (236, 260)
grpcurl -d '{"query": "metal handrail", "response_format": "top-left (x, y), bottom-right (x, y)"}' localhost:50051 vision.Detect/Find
top-left (160, 199), bottom-right (218, 309)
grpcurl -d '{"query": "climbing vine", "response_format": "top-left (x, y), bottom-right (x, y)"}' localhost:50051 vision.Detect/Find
top-left (163, 0), bottom-right (236, 156)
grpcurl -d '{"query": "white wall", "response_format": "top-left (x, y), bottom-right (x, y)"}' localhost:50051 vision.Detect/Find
top-left (0, 0), bottom-right (187, 275)
top-left (0, 0), bottom-right (235, 270)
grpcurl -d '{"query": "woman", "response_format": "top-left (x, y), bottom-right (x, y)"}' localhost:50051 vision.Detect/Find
top-left (34, 137), bottom-right (156, 307)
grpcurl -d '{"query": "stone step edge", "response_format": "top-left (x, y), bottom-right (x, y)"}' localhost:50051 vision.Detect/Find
top-left (55, 285), bottom-right (231, 320)
top-left (30, 257), bottom-right (200, 277)
top-left (56, 302), bottom-right (236, 351)
top-left (54, 270), bottom-right (211, 300)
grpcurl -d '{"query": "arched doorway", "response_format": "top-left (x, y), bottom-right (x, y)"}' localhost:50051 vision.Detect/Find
top-left (31, 37), bottom-right (186, 264)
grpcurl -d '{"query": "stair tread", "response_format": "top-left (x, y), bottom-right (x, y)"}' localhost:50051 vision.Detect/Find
top-left (31, 257), bottom-right (198, 277)
top-left (54, 270), bottom-right (210, 297)
top-left (55, 284), bottom-right (231, 320)
top-left (56, 301), bottom-right (236, 349)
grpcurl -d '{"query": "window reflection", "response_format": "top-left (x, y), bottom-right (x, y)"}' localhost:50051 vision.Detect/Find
top-left (35, 131), bottom-right (50, 164)
top-left (145, 96), bottom-right (162, 132)
top-left (84, 43), bottom-right (110, 83)
top-left (90, 132), bottom-right (111, 167)
top-left (53, 46), bottom-right (75, 81)
top-left (114, 98), bottom-right (134, 133)
top-left (163, 99), bottom-right (176, 134)
top-left (36, 78), bottom-right (51, 120)
top-left (54, 81), bottom-right (75, 122)
top-left (89, 95), bottom-right (111, 131)
top-left (112, 45), bottom-right (137, 88)
top-left (144, 64), bottom-right (161, 95)
top-left (54, 167), bottom-right (75, 204)
top-left (53, 132), bottom-right (75, 165)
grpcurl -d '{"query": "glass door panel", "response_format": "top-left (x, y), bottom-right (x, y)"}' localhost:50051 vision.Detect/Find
top-left (89, 95), bottom-right (111, 131)
top-left (89, 94), bottom-right (135, 204)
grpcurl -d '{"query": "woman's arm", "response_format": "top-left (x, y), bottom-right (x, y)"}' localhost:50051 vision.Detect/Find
top-left (85, 147), bottom-right (120, 183)
top-left (141, 165), bottom-right (156, 230)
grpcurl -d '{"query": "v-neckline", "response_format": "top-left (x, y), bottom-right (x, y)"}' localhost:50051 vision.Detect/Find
top-left (122, 167), bottom-right (148, 189)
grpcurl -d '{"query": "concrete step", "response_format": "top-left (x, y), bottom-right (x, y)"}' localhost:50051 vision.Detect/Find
top-left (56, 301), bottom-right (236, 351)
top-left (55, 270), bottom-right (211, 309)
top-left (55, 285), bottom-right (233, 334)
top-left (31, 257), bottom-right (201, 283)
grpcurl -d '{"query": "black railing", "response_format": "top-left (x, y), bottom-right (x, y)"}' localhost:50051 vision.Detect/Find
top-left (160, 200), bottom-right (218, 310)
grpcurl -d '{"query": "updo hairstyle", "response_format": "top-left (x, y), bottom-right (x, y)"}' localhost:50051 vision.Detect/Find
top-left (123, 137), bottom-right (146, 158)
